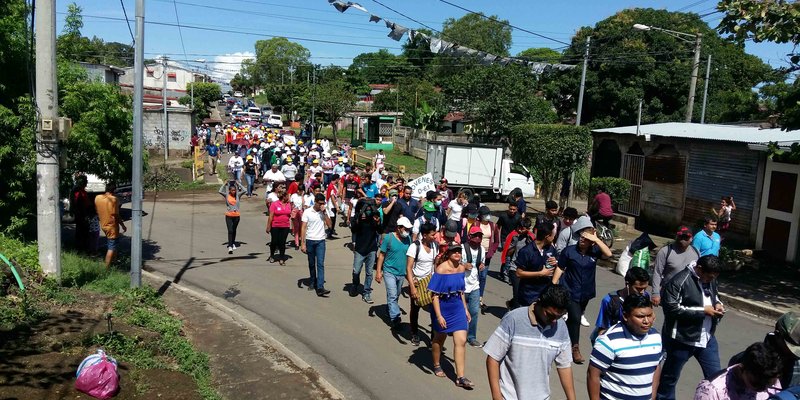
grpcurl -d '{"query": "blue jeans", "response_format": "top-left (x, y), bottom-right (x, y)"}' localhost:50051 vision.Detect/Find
top-left (383, 271), bottom-right (405, 320)
top-left (656, 336), bottom-right (721, 400)
top-left (352, 251), bottom-right (375, 295)
top-left (245, 173), bottom-right (255, 196)
top-left (306, 239), bottom-right (326, 290)
top-left (478, 258), bottom-right (490, 297)
top-left (466, 290), bottom-right (480, 342)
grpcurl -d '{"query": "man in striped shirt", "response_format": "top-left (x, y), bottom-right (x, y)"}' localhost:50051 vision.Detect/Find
top-left (588, 295), bottom-right (662, 400)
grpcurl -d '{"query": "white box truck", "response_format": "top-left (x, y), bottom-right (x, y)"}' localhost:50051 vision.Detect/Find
top-left (426, 141), bottom-right (535, 200)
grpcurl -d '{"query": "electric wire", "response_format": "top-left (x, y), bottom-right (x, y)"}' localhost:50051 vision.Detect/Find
top-left (119, 0), bottom-right (135, 42)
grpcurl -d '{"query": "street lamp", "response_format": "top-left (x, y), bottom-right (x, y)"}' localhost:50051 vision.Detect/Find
top-left (633, 23), bottom-right (702, 123)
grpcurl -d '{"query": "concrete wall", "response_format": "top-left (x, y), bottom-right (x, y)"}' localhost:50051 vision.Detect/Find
top-left (143, 109), bottom-right (193, 155)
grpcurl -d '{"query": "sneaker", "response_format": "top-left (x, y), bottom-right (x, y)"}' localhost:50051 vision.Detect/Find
top-left (363, 295), bottom-right (374, 304)
top-left (581, 315), bottom-right (590, 327)
top-left (411, 334), bottom-right (420, 347)
top-left (232, 244), bottom-right (238, 250)
top-left (468, 339), bottom-right (483, 348)
top-left (316, 288), bottom-right (331, 297)
top-left (227, 246), bottom-right (233, 254)
top-left (348, 286), bottom-right (358, 297)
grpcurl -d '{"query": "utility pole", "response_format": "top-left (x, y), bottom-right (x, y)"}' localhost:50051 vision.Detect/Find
top-left (162, 56), bottom-right (169, 160)
top-left (35, 0), bottom-right (61, 279)
top-left (311, 65), bottom-right (317, 139)
top-left (636, 99), bottom-right (643, 135)
top-left (569, 36), bottom-right (591, 207)
top-left (130, 0), bottom-right (145, 288)
top-left (700, 55), bottom-right (712, 124)
top-left (686, 33), bottom-right (702, 123)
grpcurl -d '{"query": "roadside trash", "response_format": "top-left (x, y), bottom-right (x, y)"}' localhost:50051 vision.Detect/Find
top-left (75, 349), bottom-right (120, 399)
top-left (616, 233), bottom-right (657, 276)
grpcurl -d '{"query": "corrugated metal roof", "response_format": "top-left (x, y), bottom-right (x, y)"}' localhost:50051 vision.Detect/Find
top-left (593, 122), bottom-right (800, 145)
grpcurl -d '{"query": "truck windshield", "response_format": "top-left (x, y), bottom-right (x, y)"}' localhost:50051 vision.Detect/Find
top-left (510, 163), bottom-right (529, 177)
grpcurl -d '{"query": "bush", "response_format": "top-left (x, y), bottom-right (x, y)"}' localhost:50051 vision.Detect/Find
top-left (590, 177), bottom-right (631, 210)
top-left (144, 165), bottom-right (182, 191)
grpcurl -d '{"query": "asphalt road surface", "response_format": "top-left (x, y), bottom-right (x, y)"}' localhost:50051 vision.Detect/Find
top-left (137, 190), bottom-right (772, 400)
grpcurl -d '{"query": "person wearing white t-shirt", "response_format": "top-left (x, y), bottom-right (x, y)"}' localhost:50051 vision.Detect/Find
top-left (406, 222), bottom-right (439, 347)
top-left (262, 164), bottom-right (286, 193)
top-left (290, 185), bottom-right (306, 248)
top-left (301, 193), bottom-right (332, 297)
top-left (463, 226), bottom-right (487, 348)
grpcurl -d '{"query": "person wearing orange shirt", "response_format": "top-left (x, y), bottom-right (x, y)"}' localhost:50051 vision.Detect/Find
top-left (94, 182), bottom-right (127, 268)
top-left (220, 180), bottom-right (246, 254)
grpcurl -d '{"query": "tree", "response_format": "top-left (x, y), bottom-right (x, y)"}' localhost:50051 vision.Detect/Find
top-left (251, 37), bottom-right (310, 88)
top-left (402, 28), bottom-right (436, 77)
top-left (717, 0), bottom-right (800, 130)
top-left (445, 64), bottom-right (558, 139)
top-left (509, 124), bottom-right (592, 201)
top-left (58, 61), bottom-right (136, 185)
top-left (56, 3), bottom-right (133, 67)
top-left (315, 80), bottom-right (356, 144)
top-left (373, 77), bottom-right (445, 129)
top-left (0, 0), bottom-right (36, 237)
top-left (517, 47), bottom-right (563, 63)
top-left (182, 81), bottom-right (221, 120)
top-left (348, 49), bottom-right (413, 84)
top-left (441, 13), bottom-right (512, 56)
top-left (546, 8), bottom-right (773, 128)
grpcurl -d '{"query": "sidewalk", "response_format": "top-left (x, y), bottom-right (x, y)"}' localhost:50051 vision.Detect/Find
top-left (143, 271), bottom-right (340, 400)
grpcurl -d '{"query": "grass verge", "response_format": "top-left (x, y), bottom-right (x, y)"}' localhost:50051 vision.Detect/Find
top-left (0, 234), bottom-right (221, 400)
top-left (357, 149), bottom-right (426, 175)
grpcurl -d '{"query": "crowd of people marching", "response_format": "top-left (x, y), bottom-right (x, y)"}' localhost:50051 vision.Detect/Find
top-left (183, 124), bottom-right (800, 399)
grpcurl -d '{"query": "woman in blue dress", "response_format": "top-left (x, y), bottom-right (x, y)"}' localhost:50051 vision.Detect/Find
top-left (429, 244), bottom-right (474, 389)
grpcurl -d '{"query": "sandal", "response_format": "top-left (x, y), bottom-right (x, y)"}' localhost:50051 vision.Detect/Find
top-left (433, 365), bottom-right (445, 378)
top-left (456, 376), bottom-right (474, 388)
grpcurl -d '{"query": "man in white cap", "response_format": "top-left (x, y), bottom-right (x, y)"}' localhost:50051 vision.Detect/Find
top-left (376, 216), bottom-right (413, 329)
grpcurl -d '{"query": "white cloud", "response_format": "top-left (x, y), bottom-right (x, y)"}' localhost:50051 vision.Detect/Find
top-left (210, 51), bottom-right (255, 83)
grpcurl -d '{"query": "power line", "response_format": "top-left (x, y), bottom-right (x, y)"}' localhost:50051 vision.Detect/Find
top-left (675, 0), bottom-right (711, 12)
top-left (118, 0), bottom-right (135, 42)
top-left (437, 0), bottom-right (571, 46)
top-left (171, 0), bottom-right (189, 66)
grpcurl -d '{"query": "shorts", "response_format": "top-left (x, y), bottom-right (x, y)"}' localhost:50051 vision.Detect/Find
top-left (106, 237), bottom-right (118, 251)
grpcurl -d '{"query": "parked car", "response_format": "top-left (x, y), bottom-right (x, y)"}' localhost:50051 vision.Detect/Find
top-left (267, 114), bottom-right (282, 128)
top-left (233, 91), bottom-right (243, 97)
top-left (247, 107), bottom-right (262, 120)
top-left (261, 105), bottom-right (273, 115)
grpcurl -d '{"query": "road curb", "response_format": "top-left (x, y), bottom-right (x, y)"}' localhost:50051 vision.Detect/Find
top-left (718, 291), bottom-right (787, 321)
top-left (142, 269), bottom-right (347, 400)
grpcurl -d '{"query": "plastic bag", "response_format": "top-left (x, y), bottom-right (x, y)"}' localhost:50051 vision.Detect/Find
top-left (631, 248), bottom-right (651, 270)
top-left (75, 349), bottom-right (120, 399)
top-left (616, 246), bottom-right (633, 276)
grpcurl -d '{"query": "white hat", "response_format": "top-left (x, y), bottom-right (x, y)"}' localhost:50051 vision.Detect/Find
top-left (396, 216), bottom-right (413, 229)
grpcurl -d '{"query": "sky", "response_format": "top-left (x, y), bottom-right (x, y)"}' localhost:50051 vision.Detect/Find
top-left (56, 0), bottom-right (794, 83)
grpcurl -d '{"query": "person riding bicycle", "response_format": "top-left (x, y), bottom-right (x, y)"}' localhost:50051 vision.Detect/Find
top-left (589, 186), bottom-right (614, 227)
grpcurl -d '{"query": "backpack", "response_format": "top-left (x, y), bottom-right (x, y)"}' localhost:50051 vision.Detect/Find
top-left (413, 240), bottom-right (439, 266)
top-left (607, 292), bottom-right (624, 326)
top-left (770, 386), bottom-right (800, 400)
top-left (507, 233), bottom-right (533, 268)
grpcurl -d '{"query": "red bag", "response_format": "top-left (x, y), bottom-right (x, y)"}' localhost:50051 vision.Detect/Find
top-left (75, 349), bottom-right (120, 399)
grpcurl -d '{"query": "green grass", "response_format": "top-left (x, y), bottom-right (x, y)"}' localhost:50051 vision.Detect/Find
top-left (357, 149), bottom-right (427, 175)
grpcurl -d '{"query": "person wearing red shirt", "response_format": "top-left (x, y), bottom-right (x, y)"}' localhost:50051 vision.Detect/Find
top-left (267, 190), bottom-right (292, 265)
top-left (590, 186), bottom-right (614, 226)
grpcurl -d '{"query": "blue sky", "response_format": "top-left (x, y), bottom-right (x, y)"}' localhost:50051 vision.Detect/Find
top-left (57, 0), bottom-right (793, 82)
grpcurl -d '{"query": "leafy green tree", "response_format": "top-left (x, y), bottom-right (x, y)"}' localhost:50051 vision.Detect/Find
top-left (315, 80), bottom-right (356, 144)
top-left (441, 13), bottom-right (512, 56)
top-left (0, 0), bottom-right (36, 237)
top-left (348, 49), bottom-right (413, 84)
top-left (373, 77), bottom-right (445, 129)
top-left (58, 61), bottom-right (135, 185)
top-left (517, 47), bottom-right (563, 63)
top-left (509, 124), bottom-right (591, 201)
top-left (57, 3), bottom-right (91, 61)
top-left (445, 64), bottom-right (558, 138)
top-left (402, 28), bottom-right (436, 77)
top-left (251, 38), bottom-right (310, 88)
top-left (180, 81), bottom-right (221, 121)
top-left (547, 8), bottom-right (773, 127)
top-left (717, 0), bottom-right (800, 130)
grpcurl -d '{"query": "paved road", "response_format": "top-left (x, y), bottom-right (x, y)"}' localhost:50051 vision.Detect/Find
top-left (138, 191), bottom-right (772, 400)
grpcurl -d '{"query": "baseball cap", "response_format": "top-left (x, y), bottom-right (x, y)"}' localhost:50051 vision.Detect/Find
top-left (388, 189), bottom-right (398, 197)
top-left (246, 155), bottom-right (253, 160)
top-left (479, 206), bottom-right (491, 216)
top-left (776, 312), bottom-right (800, 357)
top-left (440, 178), bottom-right (448, 183)
top-left (464, 204), bottom-right (478, 217)
top-left (312, 159), bottom-right (319, 164)
top-left (676, 226), bottom-right (693, 238)
top-left (397, 216), bottom-right (413, 229)
top-left (444, 220), bottom-right (459, 238)
top-left (445, 243), bottom-right (463, 253)
top-left (469, 226), bottom-right (483, 236)
top-left (423, 202), bottom-right (436, 212)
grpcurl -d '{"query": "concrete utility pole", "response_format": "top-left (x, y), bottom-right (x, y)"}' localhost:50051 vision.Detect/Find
top-left (162, 56), bottom-right (169, 160)
top-left (130, 0), bottom-right (145, 288)
top-left (686, 33), bottom-right (703, 123)
top-left (311, 65), bottom-right (317, 139)
top-left (700, 55), bottom-right (712, 124)
top-left (568, 36), bottom-right (591, 207)
top-left (35, 0), bottom-right (61, 279)
top-left (575, 36), bottom-right (590, 126)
